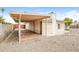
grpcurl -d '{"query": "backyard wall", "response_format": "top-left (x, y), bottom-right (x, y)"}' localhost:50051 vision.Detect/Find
top-left (0, 23), bottom-right (13, 42)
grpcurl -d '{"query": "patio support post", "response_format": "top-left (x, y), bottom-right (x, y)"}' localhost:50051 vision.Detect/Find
top-left (18, 13), bottom-right (22, 43)
top-left (45, 18), bottom-right (47, 36)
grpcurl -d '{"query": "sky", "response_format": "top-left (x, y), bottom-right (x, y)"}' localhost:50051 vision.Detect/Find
top-left (0, 7), bottom-right (79, 23)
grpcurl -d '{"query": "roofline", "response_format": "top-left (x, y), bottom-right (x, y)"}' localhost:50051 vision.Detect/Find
top-left (56, 20), bottom-right (64, 23)
top-left (56, 20), bottom-right (64, 22)
top-left (10, 12), bottom-right (51, 17)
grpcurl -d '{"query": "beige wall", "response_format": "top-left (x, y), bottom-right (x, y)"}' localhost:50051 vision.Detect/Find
top-left (34, 20), bottom-right (40, 34)
top-left (25, 22), bottom-right (35, 31)
top-left (42, 22), bottom-right (53, 36)
top-left (42, 18), bottom-right (54, 36)
top-left (55, 22), bottom-right (65, 35)
top-left (42, 17), bottom-right (65, 36)
top-left (42, 13), bottom-right (57, 36)
top-left (29, 22), bottom-right (35, 31)
top-left (25, 19), bottom-right (65, 36)
top-left (25, 21), bottom-right (41, 34)
top-left (56, 22), bottom-right (65, 31)
top-left (42, 20), bottom-right (46, 36)
top-left (23, 13), bottom-right (65, 36)
top-left (25, 23), bottom-right (30, 30)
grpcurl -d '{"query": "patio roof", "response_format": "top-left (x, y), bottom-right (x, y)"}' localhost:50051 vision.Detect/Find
top-left (10, 12), bottom-right (50, 22)
top-left (10, 12), bottom-right (51, 43)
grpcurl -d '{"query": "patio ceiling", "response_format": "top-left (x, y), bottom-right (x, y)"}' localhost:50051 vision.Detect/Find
top-left (10, 12), bottom-right (50, 22)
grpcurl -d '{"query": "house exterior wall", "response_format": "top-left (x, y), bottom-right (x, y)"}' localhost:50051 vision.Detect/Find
top-left (13, 24), bottom-right (25, 29)
top-left (42, 22), bottom-right (57, 36)
top-left (11, 12), bottom-right (65, 37)
top-left (26, 13), bottom-right (57, 35)
top-left (51, 13), bottom-right (57, 35)
top-left (29, 22), bottom-right (35, 31)
top-left (24, 21), bottom-right (41, 34)
top-left (34, 20), bottom-right (40, 34)
top-left (42, 20), bottom-right (46, 35)
top-left (42, 13), bottom-right (57, 36)
top-left (26, 13), bottom-right (65, 36)
top-left (13, 13), bottom-right (65, 37)
top-left (56, 23), bottom-right (65, 31)
top-left (42, 13), bottom-right (65, 36)
top-left (42, 18), bottom-right (54, 36)
top-left (25, 23), bottom-right (30, 30)
top-left (56, 22), bottom-right (65, 35)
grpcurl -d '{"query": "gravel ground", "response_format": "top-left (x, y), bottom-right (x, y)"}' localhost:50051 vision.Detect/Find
top-left (0, 29), bottom-right (79, 52)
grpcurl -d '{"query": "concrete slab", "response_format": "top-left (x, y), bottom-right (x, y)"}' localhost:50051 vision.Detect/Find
top-left (21, 30), bottom-right (41, 40)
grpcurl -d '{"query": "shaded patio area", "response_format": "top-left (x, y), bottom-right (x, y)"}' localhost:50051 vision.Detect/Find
top-left (10, 12), bottom-right (50, 42)
top-left (21, 29), bottom-right (42, 41)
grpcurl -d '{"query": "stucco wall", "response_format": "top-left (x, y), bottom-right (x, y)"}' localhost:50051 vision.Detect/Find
top-left (56, 22), bottom-right (65, 35)
top-left (22, 13), bottom-right (65, 36)
top-left (24, 21), bottom-right (40, 33)
top-left (42, 21), bottom-right (46, 36)
top-left (34, 20), bottom-right (40, 34)
top-left (42, 22), bottom-right (53, 36)
top-left (42, 18), bottom-right (54, 36)
top-left (29, 22), bottom-right (35, 31)
top-left (42, 18), bottom-right (65, 36)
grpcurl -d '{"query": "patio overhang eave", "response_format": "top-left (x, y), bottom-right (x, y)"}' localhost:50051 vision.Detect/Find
top-left (10, 12), bottom-right (50, 22)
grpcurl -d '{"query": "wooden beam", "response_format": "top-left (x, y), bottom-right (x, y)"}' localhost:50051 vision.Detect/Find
top-left (18, 13), bottom-right (22, 43)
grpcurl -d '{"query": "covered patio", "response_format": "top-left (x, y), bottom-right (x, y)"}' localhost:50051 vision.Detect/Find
top-left (10, 12), bottom-right (50, 43)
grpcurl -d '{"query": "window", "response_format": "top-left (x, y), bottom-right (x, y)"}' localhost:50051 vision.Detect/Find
top-left (58, 24), bottom-right (60, 29)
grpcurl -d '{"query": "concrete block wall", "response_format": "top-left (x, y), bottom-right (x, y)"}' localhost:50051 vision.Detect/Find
top-left (0, 23), bottom-right (13, 42)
